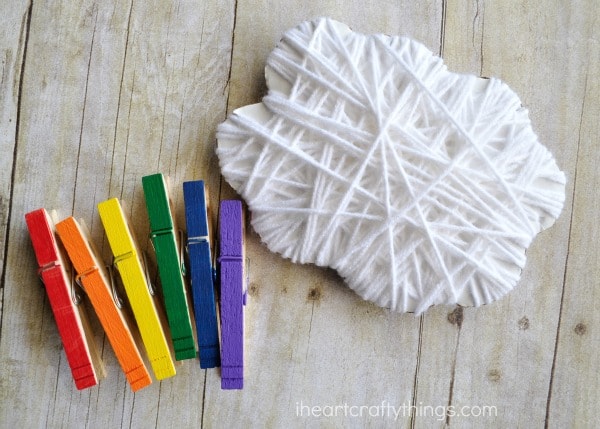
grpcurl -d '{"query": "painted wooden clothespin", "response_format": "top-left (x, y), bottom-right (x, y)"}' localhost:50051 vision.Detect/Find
top-left (55, 217), bottom-right (152, 391)
top-left (183, 180), bottom-right (220, 369)
top-left (219, 200), bottom-right (246, 389)
top-left (98, 198), bottom-right (176, 380)
top-left (24, 208), bottom-right (106, 390)
top-left (142, 173), bottom-right (196, 361)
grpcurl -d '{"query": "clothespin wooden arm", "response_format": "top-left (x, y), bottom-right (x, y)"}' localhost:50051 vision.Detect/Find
top-left (183, 180), bottom-right (221, 369)
top-left (55, 217), bottom-right (152, 392)
top-left (219, 200), bottom-right (245, 389)
top-left (98, 198), bottom-right (176, 380)
top-left (25, 208), bottom-right (105, 390)
top-left (143, 173), bottom-right (196, 361)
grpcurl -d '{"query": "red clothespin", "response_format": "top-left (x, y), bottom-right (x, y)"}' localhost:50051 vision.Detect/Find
top-left (24, 208), bottom-right (105, 390)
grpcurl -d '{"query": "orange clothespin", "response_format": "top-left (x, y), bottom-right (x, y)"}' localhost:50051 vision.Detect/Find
top-left (24, 208), bottom-right (106, 390)
top-left (55, 217), bottom-right (152, 391)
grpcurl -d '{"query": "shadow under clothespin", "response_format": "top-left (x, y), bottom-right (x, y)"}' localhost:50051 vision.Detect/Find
top-left (243, 256), bottom-right (250, 306)
top-left (71, 265), bottom-right (85, 306)
top-left (178, 229), bottom-right (186, 277)
top-left (140, 247), bottom-right (158, 297)
top-left (106, 263), bottom-right (125, 309)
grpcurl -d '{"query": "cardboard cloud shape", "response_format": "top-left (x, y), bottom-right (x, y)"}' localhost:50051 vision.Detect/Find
top-left (217, 18), bottom-right (566, 314)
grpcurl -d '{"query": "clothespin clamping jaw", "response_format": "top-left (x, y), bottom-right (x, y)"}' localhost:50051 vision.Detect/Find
top-left (98, 198), bottom-right (176, 380)
top-left (55, 217), bottom-right (152, 391)
top-left (219, 200), bottom-right (246, 389)
top-left (183, 180), bottom-right (220, 369)
top-left (142, 173), bottom-right (196, 361)
top-left (25, 208), bottom-right (106, 390)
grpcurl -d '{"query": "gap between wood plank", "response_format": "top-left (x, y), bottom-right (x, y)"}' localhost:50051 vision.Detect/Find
top-left (543, 68), bottom-right (589, 429)
top-left (72, 6), bottom-right (99, 215)
top-left (224, 0), bottom-right (239, 104)
top-left (206, 1), bottom-right (239, 426)
top-left (444, 310), bottom-right (463, 427)
top-left (439, 0), bottom-right (447, 57)
top-left (0, 0), bottom-right (33, 343)
top-left (474, 0), bottom-right (485, 76)
top-left (409, 315), bottom-right (424, 429)
top-left (108, 0), bottom-right (134, 200)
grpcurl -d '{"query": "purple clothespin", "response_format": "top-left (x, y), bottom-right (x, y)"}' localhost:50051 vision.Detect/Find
top-left (219, 200), bottom-right (245, 389)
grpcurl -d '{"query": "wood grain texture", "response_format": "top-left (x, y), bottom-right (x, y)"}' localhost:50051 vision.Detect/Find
top-left (0, 1), bottom-right (30, 286)
top-left (0, 0), bottom-right (597, 427)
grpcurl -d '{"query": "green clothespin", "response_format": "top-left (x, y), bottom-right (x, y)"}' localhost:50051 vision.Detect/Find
top-left (142, 173), bottom-right (196, 361)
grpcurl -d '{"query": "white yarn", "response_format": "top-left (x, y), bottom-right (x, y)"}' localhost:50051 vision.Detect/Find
top-left (216, 18), bottom-right (566, 314)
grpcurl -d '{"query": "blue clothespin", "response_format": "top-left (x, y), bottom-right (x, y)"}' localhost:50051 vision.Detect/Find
top-left (183, 180), bottom-right (220, 368)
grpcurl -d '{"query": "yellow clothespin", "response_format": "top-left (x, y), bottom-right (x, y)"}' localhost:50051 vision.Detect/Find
top-left (98, 198), bottom-right (176, 380)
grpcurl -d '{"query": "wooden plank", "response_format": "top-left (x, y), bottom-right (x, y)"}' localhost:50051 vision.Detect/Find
top-left (450, 0), bottom-right (588, 424)
top-left (547, 11), bottom-right (600, 427)
top-left (411, 2), bottom-right (588, 428)
top-left (0, 1), bottom-right (30, 305)
top-left (1, 1), bottom-right (111, 427)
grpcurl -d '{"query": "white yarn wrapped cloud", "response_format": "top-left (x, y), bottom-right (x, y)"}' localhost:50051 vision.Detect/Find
top-left (217, 18), bottom-right (566, 314)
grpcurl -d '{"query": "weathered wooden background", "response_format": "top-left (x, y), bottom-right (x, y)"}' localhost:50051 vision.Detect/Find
top-left (0, 0), bottom-right (598, 427)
